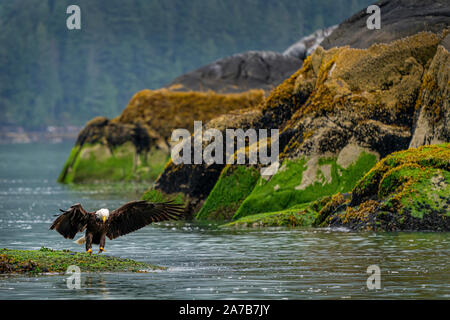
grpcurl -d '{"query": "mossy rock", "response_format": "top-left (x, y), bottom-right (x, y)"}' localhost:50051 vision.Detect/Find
top-left (141, 188), bottom-right (185, 205)
top-left (222, 195), bottom-right (336, 228)
top-left (410, 39), bottom-right (450, 148)
top-left (0, 247), bottom-right (164, 274)
top-left (59, 89), bottom-right (264, 184)
top-left (152, 30), bottom-right (449, 217)
top-left (153, 107), bottom-right (265, 216)
top-left (196, 165), bottom-right (260, 221)
top-left (232, 151), bottom-right (377, 220)
top-left (327, 143), bottom-right (450, 231)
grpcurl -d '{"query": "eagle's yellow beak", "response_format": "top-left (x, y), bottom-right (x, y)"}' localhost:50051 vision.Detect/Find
top-left (102, 216), bottom-right (107, 223)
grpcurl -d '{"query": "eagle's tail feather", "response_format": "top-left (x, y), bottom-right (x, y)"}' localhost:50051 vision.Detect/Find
top-left (74, 236), bottom-right (86, 245)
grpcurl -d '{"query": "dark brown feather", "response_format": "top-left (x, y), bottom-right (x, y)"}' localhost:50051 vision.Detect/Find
top-left (49, 203), bottom-right (90, 239)
top-left (106, 200), bottom-right (184, 239)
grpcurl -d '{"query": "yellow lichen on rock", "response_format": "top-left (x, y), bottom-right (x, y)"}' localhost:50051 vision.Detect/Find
top-left (298, 32), bottom-right (442, 119)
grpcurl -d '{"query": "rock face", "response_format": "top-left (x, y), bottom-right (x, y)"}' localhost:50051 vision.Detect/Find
top-left (410, 34), bottom-right (450, 148)
top-left (152, 30), bottom-right (450, 231)
top-left (58, 89), bottom-right (264, 183)
top-left (321, 0), bottom-right (450, 50)
top-left (166, 51), bottom-right (303, 93)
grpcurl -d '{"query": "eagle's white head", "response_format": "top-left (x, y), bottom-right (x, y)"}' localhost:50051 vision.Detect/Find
top-left (96, 208), bottom-right (110, 223)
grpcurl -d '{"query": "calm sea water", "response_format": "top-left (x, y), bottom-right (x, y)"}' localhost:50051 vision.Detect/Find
top-left (0, 142), bottom-right (449, 299)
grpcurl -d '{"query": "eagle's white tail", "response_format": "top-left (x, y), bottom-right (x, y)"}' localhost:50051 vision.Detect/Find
top-left (74, 236), bottom-right (86, 245)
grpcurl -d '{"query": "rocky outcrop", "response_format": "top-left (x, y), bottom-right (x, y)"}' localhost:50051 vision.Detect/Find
top-left (153, 0), bottom-right (450, 227)
top-left (58, 89), bottom-right (264, 183)
top-left (410, 34), bottom-right (450, 148)
top-left (152, 30), bottom-right (450, 230)
top-left (166, 51), bottom-right (303, 93)
top-left (321, 0), bottom-right (450, 50)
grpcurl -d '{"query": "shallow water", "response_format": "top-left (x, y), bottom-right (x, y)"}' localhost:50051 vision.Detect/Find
top-left (0, 142), bottom-right (449, 299)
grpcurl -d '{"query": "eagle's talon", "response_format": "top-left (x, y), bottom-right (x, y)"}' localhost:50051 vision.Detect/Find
top-left (86, 249), bottom-right (92, 254)
top-left (98, 247), bottom-right (105, 253)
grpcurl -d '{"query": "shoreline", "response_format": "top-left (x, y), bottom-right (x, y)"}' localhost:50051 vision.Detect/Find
top-left (0, 126), bottom-right (81, 144)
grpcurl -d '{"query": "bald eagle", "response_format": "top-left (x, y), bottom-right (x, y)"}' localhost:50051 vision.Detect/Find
top-left (50, 200), bottom-right (184, 254)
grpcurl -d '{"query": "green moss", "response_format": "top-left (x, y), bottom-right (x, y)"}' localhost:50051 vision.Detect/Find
top-left (58, 143), bottom-right (169, 184)
top-left (233, 152), bottom-right (377, 220)
top-left (71, 143), bottom-right (134, 183)
top-left (141, 188), bottom-right (185, 205)
top-left (196, 165), bottom-right (260, 221)
top-left (0, 247), bottom-right (164, 274)
top-left (222, 194), bottom-right (349, 228)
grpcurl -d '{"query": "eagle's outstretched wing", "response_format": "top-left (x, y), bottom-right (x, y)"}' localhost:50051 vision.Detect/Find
top-left (106, 200), bottom-right (184, 239)
top-left (50, 203), bottom-right (90, 239)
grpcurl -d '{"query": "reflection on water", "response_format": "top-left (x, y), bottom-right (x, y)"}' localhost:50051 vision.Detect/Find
top-left (0, 143), bottom-right (449, 299)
